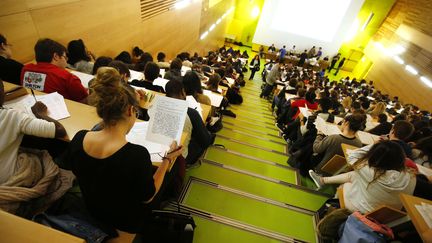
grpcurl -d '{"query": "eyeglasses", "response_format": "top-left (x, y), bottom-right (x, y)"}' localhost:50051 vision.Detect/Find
top-left (132, 106), bottom-right (141, 119)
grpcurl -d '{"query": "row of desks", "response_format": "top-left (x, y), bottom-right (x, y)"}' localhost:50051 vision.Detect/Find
top-left (3, 81), bottom-right (211, 138)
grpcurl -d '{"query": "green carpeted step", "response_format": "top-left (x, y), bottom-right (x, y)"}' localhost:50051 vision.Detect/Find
top-left (183, 179), bottom-right (318, 243)
top-left (230, 109), bottom-right (275, 122)
top-left (230, 106), bottom-right (273, 116)
top-left (217, 129), bottom-right (286, 153)
top-left (224, 115), bottom-right (275, 128)
top-left (223, 118), bottom-right (279, 136)
top-left (214, 136), bottom-right (287, 164)
top-left (230, 106), bottom-right (271, 115)
top-left (192, 216), bottom-right (280, 243)
top-left (204, 147), bottom-right (296, 184)
top-left (222, 123), bottom-right (285, 143)
top-left (186, 163), bottom-right (329, 212)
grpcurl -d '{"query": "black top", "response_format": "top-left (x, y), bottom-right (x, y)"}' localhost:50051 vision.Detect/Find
top-left (0, 56), bottom-right (23, 85)
top-left (129, 79), bottom-right (165, 93)
top-left (65, 130), bottom-right (156, 232)
top-left (368, 122), bottom-right (392, 136)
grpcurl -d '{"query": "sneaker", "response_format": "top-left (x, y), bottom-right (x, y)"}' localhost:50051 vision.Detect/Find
top-left (275, 123), bottom-right (285, 133)
top-left (186, 159), bottom-right (202, 170)
top-left (222, 110), bottom-right (236, 118)
top-left (309, 170), bottom-right (324, 189)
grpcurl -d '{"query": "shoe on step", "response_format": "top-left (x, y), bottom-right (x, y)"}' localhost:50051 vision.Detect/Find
top-left (309, 170), bottom-right (324, 189)
top-left (222, 110), bottom-right (236, 118)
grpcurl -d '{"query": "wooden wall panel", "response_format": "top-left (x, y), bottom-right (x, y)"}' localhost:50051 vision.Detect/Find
top-left (0, 0), bottom-right (28, 16)
top-left (0, 12), bottom-right (39, 62)
top-left (29, 0), bottom-right (143, 59)
top-left (366, 0), bottom-right (432, 112)
top-left (25, 0), bottom-right (80, 10)
top-left (365, 45), bottom-right (432, 111)
top-left (0, 0), bottom-right (228, 63)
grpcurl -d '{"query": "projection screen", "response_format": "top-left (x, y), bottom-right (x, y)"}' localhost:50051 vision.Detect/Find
top-left (253, 0), bottom-right (365, 57)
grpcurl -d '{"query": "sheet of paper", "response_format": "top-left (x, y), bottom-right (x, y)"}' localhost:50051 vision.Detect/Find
top-left (226, 77), bottom-right (235, 85)
top-left (299, 107), bottom-right (312, 118)
top-left (126, 121), bottom-right (170, 163)
top-left (70, 71), bottom-right (94, 89)
top-left (186, 96), bottom-right (203, 119)
top-left (334, 116), bottom-right (344, 125)
top-left (315, 116), bottom-right (340, 135)
top-left (153, 77), bottom-right (169, 91)
top-left (146, 96), bottom-right (188, 145)
top-left (417, 164), bottom-right (432, 177)
top-left (415, 203), bottom-right (432, 229)
top-left (181, 66), bottom-right (191, 76)
top-left (159, 69), bottom-right (166, 77)
top-left (129, 69), bottom-right (144, 81)
top-left (4, 92), bottom-right (70, 120)
top-left (357, 131), bottom-right (379, 145)
top-left (202, 90), bottom-right (223, 107)
top-left (285, 93), bottom-right (296, 100)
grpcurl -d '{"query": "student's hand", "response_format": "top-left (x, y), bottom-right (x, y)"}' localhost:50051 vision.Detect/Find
top-left (31, 101), bottom-right (48, 117)
top-left (166, 141), bottom-right (184, 160)
top-left (378, 134), bottom-right (389, 141)
top-left (136, 89), bottom-right (147, 100)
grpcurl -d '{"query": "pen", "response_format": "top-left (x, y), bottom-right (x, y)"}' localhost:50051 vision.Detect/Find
top-left (30, 89), bottom-right (37, 102)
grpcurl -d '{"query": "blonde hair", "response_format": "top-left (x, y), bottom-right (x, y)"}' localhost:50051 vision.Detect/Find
top-left (370, 102), bottom-right (386, 118)
top-left (89, 67), bottom-right (138, 126)
top-left (341, 96), bottom-right (352, 110)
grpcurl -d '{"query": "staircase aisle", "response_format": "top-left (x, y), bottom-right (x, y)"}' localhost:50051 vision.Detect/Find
top-left (180, 74), bottom-right (330, 243)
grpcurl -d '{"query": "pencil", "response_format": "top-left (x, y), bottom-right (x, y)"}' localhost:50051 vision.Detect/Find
top-left (30, 89), bottom-right (37, 102)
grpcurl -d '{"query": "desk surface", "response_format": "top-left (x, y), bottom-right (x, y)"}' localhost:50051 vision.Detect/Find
top-left (341, 143), bottom-right (360, 159)
top-left (0, 210), bottom-right (84, 243)
top-left (4, 81), bottom-right (100, 139)
top-left (400, 193), bottom-right (432, 241)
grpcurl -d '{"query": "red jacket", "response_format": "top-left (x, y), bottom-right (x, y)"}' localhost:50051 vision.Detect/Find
top-left (21, 62), bottom-right (88, 102)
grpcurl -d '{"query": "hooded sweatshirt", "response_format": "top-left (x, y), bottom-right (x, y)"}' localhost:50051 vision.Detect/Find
top-left (344, 144), bottom-right (416, 213)
top-left (344, 166), bottom-right (416, 213)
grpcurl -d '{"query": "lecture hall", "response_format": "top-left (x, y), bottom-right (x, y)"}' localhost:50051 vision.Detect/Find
top-left (1, 0), bottom-right (432, 242)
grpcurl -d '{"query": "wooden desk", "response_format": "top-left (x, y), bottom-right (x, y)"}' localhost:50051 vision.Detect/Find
top-left (341, 143), bottom-right (360, 159)
top-left (400, 194), bottom-right (432, 242)
top-left (0, 209), bottom-right (84, 243)
top-left (4, 81), bottom-right (100, 139)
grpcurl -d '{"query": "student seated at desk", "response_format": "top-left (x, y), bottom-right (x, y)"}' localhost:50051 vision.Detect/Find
top-left (183, 71), bottom-right (211, 106)
top-left (133, 52), bottom-right (153, 72)
top-left (165, 80), bottom-right (215, 167)
top-left (0, 34), bottom-right (23, 85)
top-left (21, 38), bottom-right (88, 103)
top-left (62, 67), bottom-right (183, 233)
top-left (312, 114), bottom-right (364, 173)
top-left (309, 140), bottom-right (416, 214)
top-left (67, 39), bottom-right (95, 75)
top-left (0, 81), bottom-right (72, 213)
top-left (129, 62), bottom-right (164, 93)
top-left (368, 114), bottom-right (392, 136)
top-left (164, 58), bottom-right (182, 82)
top-left (156, 52), bottom-right (170, 69)
top-left (91, 56), bottom-right (112, 75)
top-left (205, 73), bottom-right (222, 93)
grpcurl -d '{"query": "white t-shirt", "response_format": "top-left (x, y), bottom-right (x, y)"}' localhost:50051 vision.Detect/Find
top-left (0, 108), bottom-right (56, 184)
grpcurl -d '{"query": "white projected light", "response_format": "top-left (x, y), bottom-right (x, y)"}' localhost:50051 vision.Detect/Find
top-left (271, 0), bottom-right (352, 41)
top-left (200, 31), bottom-right (208, 40)
top-left (420, 76), bottom-right (432, 88)
top-left (393, 56), bottom-right (404, 65)
top-left (175, 0), bottom-right (191, 9)
top-left (405, 65), bottom-right (418, 75)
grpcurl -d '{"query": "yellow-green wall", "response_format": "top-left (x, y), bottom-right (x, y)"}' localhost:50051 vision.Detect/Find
top-left (226, 0), bottom-right (265, 46)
